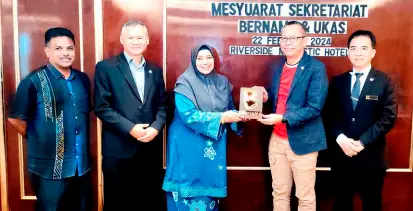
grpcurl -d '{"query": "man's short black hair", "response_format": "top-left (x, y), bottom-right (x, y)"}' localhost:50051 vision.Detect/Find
top-left (45, 27), bottom-right (75, 46)
top-left (347, 30), bottom-right (376, 49)
top-left (282, 21), bottom-right (307, 34)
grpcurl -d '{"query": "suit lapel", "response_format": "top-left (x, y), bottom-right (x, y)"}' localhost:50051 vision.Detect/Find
top-left (287, 65), bottom-right (304, 100)
top-left (142, 65), bottom-right (153, 106)
top-left (286, 53), bottom-right (309, 101)
top-left (355, 68), bottom-right (377, 112)
top-left (343, 72), bottom-right (354, 113)
top-left (117, 54), bottom-right (143, 103)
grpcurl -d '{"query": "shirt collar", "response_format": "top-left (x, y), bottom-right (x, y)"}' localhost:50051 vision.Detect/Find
top-left (123, 51), bottom-right (146, 68)
top-left (350, 64), bottom-right (371, 77)
top-left (47, 63), bottom-right (75, 80)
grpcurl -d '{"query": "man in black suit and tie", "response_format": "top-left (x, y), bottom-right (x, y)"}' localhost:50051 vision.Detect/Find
top-left (94, 20), bottom-right (167, 211)
top-left (327, 30), bottom-right (397, 211)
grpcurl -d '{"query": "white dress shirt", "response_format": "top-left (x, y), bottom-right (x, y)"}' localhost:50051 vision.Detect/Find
top-left (124, 51), bottom-right (146, 101)
top-left (336, 64), bottom-right (371, 144)
top-left (349, 64), bottom-right (371, 95)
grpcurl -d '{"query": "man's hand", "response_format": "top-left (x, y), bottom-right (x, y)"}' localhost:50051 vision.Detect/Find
top-left (252, 86), bottom-right (268, 102)
top-left (8, 118), bottom-right (27, 137)
top-left (338, 138), bottom-right (364, 157)
top-left (351, 140), bottom-right (365, 152)
top-left (257, 114), bottom-right (283, 125)
top-left (130, 124), bottom-right (149, 139)
top-left (138, 127), bottom-right (159, 143)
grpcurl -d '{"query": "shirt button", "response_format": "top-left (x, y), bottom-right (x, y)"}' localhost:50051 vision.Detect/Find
top-left (76, 130), bottom-right (79, 134)
top-left (75, 116), bottom-right (78, 119)
top-left (139, 106), bottom-right (142, 109)
top-left (352, 118), bottom-right (355, 122)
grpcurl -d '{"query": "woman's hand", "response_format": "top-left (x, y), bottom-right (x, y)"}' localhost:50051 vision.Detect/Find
top-left (221, 111), bottom-right (244, 123)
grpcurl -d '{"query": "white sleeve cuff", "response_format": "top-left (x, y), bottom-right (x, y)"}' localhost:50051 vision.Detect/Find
top-left (336, 134), bottom-right (347, 145)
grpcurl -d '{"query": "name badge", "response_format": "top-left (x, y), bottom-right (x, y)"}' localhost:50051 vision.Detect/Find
top-left (366, 95), bottom-right (378, 100)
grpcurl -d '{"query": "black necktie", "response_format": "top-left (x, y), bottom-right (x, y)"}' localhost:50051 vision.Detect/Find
top-left (351, 73), bottom-right (363, 110)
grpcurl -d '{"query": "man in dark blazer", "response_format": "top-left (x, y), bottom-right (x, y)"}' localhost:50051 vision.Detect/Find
top-left (94, 20), bottom-right (167, 211)
top-left (256, 21), bottom-right (329, 211)
top-left (327, 30), bottom-right (397, 211)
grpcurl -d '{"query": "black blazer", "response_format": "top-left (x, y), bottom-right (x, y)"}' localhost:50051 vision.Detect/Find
top-left (326, 68), bottom-right (397, 170)
top-left (94, 53), bottom-right (167, 159)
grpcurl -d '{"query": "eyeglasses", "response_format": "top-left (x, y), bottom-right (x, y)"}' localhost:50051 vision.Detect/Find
top-left (280, 36), bottom-right (306, 43)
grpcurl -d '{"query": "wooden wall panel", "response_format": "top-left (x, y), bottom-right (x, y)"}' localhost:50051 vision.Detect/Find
top-left (1, 0), bottom-right (98, 210)
top-left (100, 0), bottom-right (165, 210)
top-left (15, 0), bottom-right (81, 202)
top-left (81, 0), bottom-right (99, 209)
top-left (0, 1), bottom-right (7, 210)
top-left (17, 0), bottom-right (79, 206)
top-left (2, 0), bottom-right (26, 209)
top-left (102, 0), bottom-right (164, 67)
